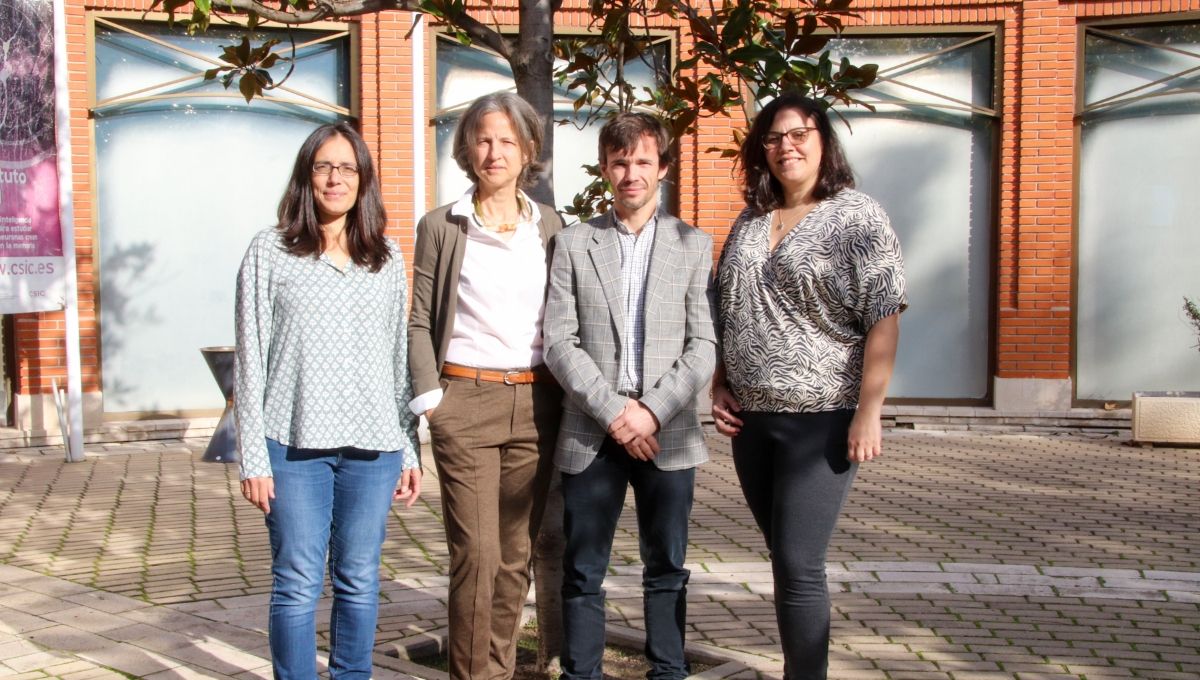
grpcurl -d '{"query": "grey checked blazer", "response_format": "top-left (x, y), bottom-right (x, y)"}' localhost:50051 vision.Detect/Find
top-left (543, 211), bottom-right (717, 474)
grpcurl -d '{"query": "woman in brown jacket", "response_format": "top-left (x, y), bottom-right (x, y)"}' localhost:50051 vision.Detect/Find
top-left (407, 92), bottom-right (563, 680)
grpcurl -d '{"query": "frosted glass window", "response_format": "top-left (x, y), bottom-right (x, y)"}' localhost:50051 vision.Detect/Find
top-left (434, 38), bottom-right (670, 211)
top-left (829, 35), bottom-right (996, 399)
top-left (1077, 22), bottom-right (1200, 401)
top-left (95, 21), bottom-right (349, 414)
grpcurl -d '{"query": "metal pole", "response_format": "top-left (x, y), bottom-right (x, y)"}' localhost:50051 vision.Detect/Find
top-left (53, 0), bottom-right (85, 462)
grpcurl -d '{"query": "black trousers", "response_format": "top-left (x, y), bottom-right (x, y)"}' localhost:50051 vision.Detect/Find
top-left (731, 409), bottom-right (858, 680)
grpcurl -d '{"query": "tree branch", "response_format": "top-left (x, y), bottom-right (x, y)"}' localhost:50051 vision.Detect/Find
top-left (216, 0), bottom-right (511, 56)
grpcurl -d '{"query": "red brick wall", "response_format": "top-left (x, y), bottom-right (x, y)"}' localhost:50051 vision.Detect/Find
top-left (25, 0), bottom-right (1200, 412)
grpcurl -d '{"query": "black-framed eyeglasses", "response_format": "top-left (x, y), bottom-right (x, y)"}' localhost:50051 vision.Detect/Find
top-left (762, 127), bottom-right (818, 149)
top-left (313, 162), bottom-right (360, 178)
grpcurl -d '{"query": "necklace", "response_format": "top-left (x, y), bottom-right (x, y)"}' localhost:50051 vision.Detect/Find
top-left (773, 201), bottom-right (818, 231)
top-left (473, 193), bottom-right (523, 233)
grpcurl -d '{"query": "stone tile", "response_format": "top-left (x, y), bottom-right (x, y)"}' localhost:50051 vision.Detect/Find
top-left (73, 643), bottom-right (184, 677)
top-left (42, 606), bottom-right (137, 633)
top-left (11, 651), bottom-right (81, 674)
top-left (23, 625), bottom-right (113, 653)
top-left (1041, 567), bottom-right (1140, 578)
top-left (876, 571), bottom-right (979, 584)
top-left (848, 582), bottom-right (954, 595)
top-left (844, 561), bottom-right (946, 573)
top-left (1143, 569), bottom-right (1200, 582)
top-left (943, 563), bottom-right (1041, 575)
top-left (61, 590), bottom-right (152, 614)
top-left (0, 591), bottom-right (80, 616)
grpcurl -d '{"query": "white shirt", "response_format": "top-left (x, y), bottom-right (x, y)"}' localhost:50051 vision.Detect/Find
top-left (614, 212), bottom-right (657, 393)
top-left (408, 189), bottom-right (548, 415)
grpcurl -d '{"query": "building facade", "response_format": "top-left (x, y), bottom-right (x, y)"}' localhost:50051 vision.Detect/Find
top-left (6, 0), bottom-right (1199, 436)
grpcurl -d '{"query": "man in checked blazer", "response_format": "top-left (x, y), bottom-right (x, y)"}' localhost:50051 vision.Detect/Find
top-left (543, 112), bottom-right (716, 680)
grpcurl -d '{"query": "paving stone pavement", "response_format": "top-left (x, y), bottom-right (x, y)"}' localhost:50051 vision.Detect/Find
top-left (1, 430), bottom-right (1198, 679)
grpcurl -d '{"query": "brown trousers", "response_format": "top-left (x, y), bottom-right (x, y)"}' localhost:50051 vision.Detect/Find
top-left (427, 376), bottom-right (562, 680)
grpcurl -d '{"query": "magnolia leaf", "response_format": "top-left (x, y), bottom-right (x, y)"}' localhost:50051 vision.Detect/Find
top-left (722, 5), bottom-right (753, 46)
top-left (792, 34), bottom-right (830, 55)
top-left (728, 43), bottom-right (776, 64)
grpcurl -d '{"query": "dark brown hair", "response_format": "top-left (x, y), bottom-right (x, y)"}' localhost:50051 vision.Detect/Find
top-left (276, 122), bottom-right (390, 272)
top-left (739, 94), bottom-right (855, 216)
top-left (598, 112), bottom-right (672, 167)
top-left (452, 93), bottom-right (545, 188)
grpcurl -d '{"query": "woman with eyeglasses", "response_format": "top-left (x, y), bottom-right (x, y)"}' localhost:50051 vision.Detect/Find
top-left (710, 93), bottom-right (907, 679)
top-left (407, 93), bottom-right (564, 680)
top-left (235, 121), bottom-right (421, 680)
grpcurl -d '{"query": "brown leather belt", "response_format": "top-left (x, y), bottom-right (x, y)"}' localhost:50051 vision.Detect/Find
top-left (441, 362), bottom-right (554, 385)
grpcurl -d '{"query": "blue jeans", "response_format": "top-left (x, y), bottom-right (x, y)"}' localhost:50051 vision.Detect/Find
top-left (265, 439), bottom-right (402, 680)
top-left (560, 437), bottom-right (695, 680)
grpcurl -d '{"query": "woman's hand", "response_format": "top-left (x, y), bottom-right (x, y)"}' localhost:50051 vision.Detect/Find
top-left (241, 477), bottom-right (275, 514)
top-left (847, 409), bottom-right (882, 463)
top-left (394, 468), bottom-right (422, 508)
top-left (711, 383), bottom-right (744, 437)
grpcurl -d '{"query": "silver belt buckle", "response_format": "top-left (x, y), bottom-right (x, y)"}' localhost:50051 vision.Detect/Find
top-left (503, 370), bottom-right (522, 386)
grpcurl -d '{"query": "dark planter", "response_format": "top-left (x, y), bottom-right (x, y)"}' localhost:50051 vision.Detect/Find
top-left (200, 346), bottom-right (239, 463)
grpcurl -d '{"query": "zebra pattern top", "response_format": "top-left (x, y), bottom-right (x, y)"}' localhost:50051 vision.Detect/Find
top-left (714, 189), bottom-right (907, 413)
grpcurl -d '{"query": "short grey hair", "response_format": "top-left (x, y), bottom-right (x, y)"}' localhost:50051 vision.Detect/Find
top-left (452, 93), bottom-right (545, 188)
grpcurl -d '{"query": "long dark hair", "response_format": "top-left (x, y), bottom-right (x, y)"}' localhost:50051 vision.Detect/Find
top-left (738, 94), bottom-right (855, 216)
top-left (277, 122), bottom-right (391, 272)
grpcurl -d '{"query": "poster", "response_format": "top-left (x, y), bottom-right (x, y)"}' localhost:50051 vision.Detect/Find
top-left (0, 0), bottom-right (66, 313)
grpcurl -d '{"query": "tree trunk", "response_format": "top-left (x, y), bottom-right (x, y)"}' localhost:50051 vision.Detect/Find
top-left (533, 472), bottom-right (565, 673)
top-left (512, 0), bottom-right (556, 207)
top-left (510, 0), bottom-right (563, 670)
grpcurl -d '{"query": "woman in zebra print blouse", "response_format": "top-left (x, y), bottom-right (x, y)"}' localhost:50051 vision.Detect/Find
top-left (710, 93), bottom-right (907, 679)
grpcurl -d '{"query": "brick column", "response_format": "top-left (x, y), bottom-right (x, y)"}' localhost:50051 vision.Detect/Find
top-left (994, 0), bottom-right (1075, 410)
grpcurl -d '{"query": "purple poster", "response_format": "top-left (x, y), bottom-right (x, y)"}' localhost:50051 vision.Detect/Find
top-left (0, 0), bottom-right (66, 313)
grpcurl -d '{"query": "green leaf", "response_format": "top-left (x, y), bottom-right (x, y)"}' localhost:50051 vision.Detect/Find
top-left (203, 68), bottom-right (221, 81)
top-left (194, 0), bottom-right (211, 12)
top-left (792, 34), bottom-right (830, 56)
top-left (728, 43), bottom-right (777, 64)
top-left (722, 5), bottom-right (754, 47)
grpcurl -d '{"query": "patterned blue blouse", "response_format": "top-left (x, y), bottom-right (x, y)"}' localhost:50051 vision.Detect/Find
top-left (714, 189), bottom-right (907, 413)
top-left (234, 228), bottom-right (420, 480)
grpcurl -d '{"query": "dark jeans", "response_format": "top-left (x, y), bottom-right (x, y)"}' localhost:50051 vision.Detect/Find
top-left (560, 437), bottom-right (696, 680)
top-left (732, 410), bottom-right (858, 680)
